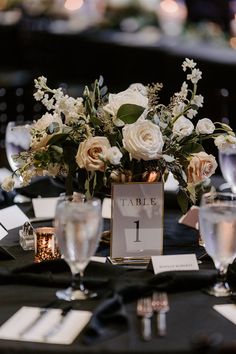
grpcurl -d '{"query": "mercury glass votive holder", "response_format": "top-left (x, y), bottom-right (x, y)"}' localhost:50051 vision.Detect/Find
top-left (34, 227), bottom-right (61, 263)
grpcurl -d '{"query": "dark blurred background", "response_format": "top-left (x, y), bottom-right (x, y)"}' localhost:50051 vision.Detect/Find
top-left (0, 0), bottom-right (236, 168)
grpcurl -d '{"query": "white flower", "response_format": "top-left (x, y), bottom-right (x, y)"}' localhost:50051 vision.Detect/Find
top-left (103, 86), bottom-right (149, 126)
top-left (128, 83), bottom-right (147, 96)
top-left (173, 116), bottom-right (194, 137)
top-left (182, 58), bottom-right (197, 71)
top-left (172, 102), bottom-right (186, 116)
top-left (186, 109), bottom-right (198, 119)
top-left (106, 146), bottom-right (122, 165)
top-left (187, 152), bottom-right (217, 185)
top-left (31, 113), bottom-right (63, 149)
top-left (76, 136), bottom-right (111, 172)
top-left (187, 68), bottom-right (202, 84)
top-left (214, 134), bottom-right (236, 150)
top-left (196, 118), bottom-right (215, 135)
top-left (1, 175), bottom-right (15, 192)
top-left (122, 120), bottom-right (164, 161)
top-left (33, 90), bottom-right (44, 101)
top-left (192, 94), bottom-right (204, 108)
top-left (34, 76), bottom-right (47, 89)
top-left (42, 94), bottom-right (55, 111)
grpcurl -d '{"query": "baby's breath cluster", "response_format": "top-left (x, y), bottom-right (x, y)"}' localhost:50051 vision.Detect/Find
top-left (2, 59), bottom-right (235, 212)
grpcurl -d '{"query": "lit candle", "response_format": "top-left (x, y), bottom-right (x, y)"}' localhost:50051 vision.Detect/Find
top-left (64, 0), bottom-right (84, 11)
top-left (34, 227), bottom-right (61, 263)
top-left (156, 0), bottom-right (187, 36)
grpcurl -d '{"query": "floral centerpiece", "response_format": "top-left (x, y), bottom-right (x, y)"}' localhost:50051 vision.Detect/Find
top-left (2, 58), bottom-right (235, 212)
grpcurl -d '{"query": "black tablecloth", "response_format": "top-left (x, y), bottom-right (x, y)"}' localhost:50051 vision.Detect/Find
top-left (0, 178), bottom-right (236, 354)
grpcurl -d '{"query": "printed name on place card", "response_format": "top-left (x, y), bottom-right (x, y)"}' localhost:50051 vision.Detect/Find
top-left (151, 254), bottom-right (199, 274)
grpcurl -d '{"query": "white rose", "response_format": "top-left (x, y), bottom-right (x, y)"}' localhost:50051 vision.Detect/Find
top-left (103, 86), bottom-right (149, 126)
top-left (173, 116), bottom-right (194, 137)
top-left (76, 136), bottom-right (111, 172)
top-left (122, 120), bottom-right (164, 161)
top-left (1, 175), bottom-right (15, 192)
top-left (187, 152), bottom-right (217, 185)
top-left (106, 146), bottom-right (122, 165)
top-left (128, 83), bottom-right (147, 96)
top-left (196, 118), bottom-right (215, 134)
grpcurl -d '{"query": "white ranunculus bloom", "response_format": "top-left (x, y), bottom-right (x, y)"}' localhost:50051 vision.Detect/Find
top-left (106, 146), bottom-right (122, 165)
top-left (173, 116), bottom-right (194, 137)
top-left (103, 87), bottom-right (149, 124)
top-left (122, 120), bottom-right (164, 161)
top-left (1, 175), bottom-right (15, 192)
top-left (196, 118), bottom-right (215, 135)
top-left (76, 136), bottom-right (111, 172)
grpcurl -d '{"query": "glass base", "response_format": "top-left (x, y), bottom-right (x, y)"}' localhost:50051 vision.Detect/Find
top-left (204, 281), bottom-right (232, 297)
top-left (56, 287), bottom-right (97, 301)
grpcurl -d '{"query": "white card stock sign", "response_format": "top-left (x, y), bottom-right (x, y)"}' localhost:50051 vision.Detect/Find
top-left (213, 304), bottom-right (236, 325)
top-left (32, 197), bottom-right (59, 218)
top-left (0, 225), bottom-right (8, 240)
top-left (151, 254), bottom-right (199, 274)
top-left (0, 306), bottom-right (92, 345)
top-left (0, 205), bottom-right (29, 230)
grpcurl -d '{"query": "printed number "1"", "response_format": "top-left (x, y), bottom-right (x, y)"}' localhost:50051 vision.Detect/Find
top-left (134, 220), bottom-right (141, 242)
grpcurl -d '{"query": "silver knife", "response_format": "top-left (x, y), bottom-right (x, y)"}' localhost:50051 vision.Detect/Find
top-left (43, 306), bottom-right (72, 341)
top-left (19, 308), bottom-right (49, 337)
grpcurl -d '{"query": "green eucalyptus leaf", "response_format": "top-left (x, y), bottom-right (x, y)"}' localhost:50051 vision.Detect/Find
top-left (46, 122), bottom-right (60, 134)
top-left (117, 104), bottom-right (145, 124)
top-left (182, 142), bottom-right (204, 154)
top-left (177, 189), bottom-right (189, 214)
top-left (47, 133), bottom-right (68, 146)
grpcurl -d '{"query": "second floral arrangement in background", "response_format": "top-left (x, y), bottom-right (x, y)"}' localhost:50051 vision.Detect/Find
top-left (2, 58), bottom-right (235, 212)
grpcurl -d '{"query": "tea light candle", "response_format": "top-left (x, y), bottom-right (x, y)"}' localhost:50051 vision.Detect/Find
top-left (34, 227), bottom-right (61, 263)
top-left (156, 0), bottom-right (187, 36)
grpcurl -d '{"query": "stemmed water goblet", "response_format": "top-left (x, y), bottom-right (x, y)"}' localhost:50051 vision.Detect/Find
top-left (199, 192), bottom-right (236, 297)
top-left (218, 146), bottom-right (236, 193)
top-left (54, 196), bottom-right (103, 301)
top-left (5, 121), bottom-right (32, 202)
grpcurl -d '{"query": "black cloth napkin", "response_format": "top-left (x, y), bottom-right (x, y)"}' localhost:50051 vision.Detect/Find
top-left (0, 258), bottom-right (227, 345)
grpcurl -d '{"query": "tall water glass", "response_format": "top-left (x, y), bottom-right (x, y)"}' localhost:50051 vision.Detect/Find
top-left (199, 192), bottom-right (236, 297)
top-left (218, 146), bottom-right (236, 193)
top-left (54, 197), bottom-right (103, 301)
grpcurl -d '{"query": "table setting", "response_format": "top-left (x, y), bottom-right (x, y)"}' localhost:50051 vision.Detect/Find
top-left (0, 57), bottom-right (236, 353)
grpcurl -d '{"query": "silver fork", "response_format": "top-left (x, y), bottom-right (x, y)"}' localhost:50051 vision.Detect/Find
top-left (152, 292), bottom-right (169, 337)
top-left (137, 297), bottom-right (153, 341)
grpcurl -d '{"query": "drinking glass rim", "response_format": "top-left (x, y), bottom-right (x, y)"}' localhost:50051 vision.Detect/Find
top-left (201, 191), bottom-right (236, 204)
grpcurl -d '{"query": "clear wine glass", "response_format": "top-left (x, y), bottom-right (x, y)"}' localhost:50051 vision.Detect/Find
top-left (199, 192), bottom-right (236, 297)
top-left (5, 121), bottom-right (31, 173)
top-left (218, 146), bottom-right (236, 193)
top-left (54, 197), bottom-right (103, 301)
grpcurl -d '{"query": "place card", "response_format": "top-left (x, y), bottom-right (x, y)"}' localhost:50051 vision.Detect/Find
top-left (0, 225), bottom-right (8, 240)
top-left (0, 205), bottom-right (29, 230)
top-left (91, 256), bottom-right (107, 263)
top-left (0, 306), bottom-right (92, 345)
top-left (150, 254), bottom-right (199, 274)
top-left (178, 206), bottom-right (199, 230)
top-left (213, 304), bottom-right (236, 325)
top-left (32, 197), bottom-right (59, 219)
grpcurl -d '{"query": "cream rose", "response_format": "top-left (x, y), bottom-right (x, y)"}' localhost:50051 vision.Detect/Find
top-left (173, 116), bottom-right (194, 137)
top-left (187, 152), bottom-right (217, 185)
top-left (122, 120), bottom-right (164, 161)
top-left (103, 86), bottom-right (148, 126)
top-left (76, 136), bottom-right (111, 172)
top-left (196, 118), bottom-right (215, 135)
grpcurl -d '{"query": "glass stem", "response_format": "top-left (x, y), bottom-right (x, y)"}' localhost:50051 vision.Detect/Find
top-left (218, 266), bottom-right (228, 285)
top-left (79, 270), bottom-right (85, 292)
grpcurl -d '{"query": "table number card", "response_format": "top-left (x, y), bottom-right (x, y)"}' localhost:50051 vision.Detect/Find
top-left (111, 182), bottom-right (164, 260)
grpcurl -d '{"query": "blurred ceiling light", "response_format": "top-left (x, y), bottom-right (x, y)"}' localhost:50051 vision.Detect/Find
top-left (64, 0), bottom-right (84, 11)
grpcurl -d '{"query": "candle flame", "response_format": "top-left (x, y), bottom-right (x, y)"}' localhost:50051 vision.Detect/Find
top-left (160, 0), bottom-right (180, 13)
top-left (64, 0), bottom-right (84, 11)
